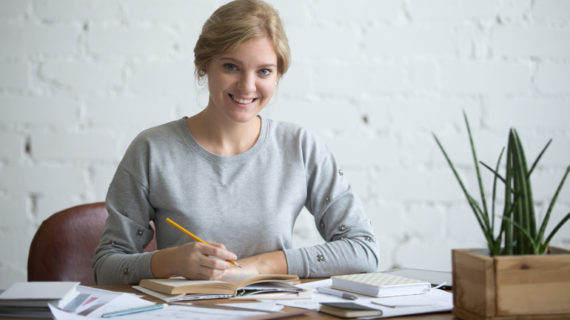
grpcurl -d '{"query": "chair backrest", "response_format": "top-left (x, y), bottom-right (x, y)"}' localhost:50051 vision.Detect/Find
top-left (27, 202), bottom-right (157, 285)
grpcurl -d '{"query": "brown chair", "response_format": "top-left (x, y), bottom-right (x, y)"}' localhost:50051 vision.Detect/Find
top-left (27, 202), bottom-right (157, 285)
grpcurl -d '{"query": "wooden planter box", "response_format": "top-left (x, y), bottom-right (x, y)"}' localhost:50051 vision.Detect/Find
top-left (452, 247), bottom-right (570, 320)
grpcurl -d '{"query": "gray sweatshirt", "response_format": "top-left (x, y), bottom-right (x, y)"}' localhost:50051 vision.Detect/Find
top-left (93, 117), bottom-right (379, 285)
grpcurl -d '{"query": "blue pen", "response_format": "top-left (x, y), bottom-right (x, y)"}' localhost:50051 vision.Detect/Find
top-left (102, 303), bottom-right (166, 318)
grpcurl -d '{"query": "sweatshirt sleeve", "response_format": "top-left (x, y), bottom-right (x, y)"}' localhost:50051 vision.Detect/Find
top-left (283, 131), bottom-right (380, 278)
top-left (93, 135), bottom-right (157, 285)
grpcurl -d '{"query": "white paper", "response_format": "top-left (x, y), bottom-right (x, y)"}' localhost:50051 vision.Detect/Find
top-left (73, 285), bottom-right (126, 315)
top-left (86, 293), bottom-right (155, 318)
top-left (359, 289), bottom-right (453, 318)
top-left (218, 302), bottom-right (283, 312)
top-left (50, 305), bottom-right (85, 320)
top-left (297, 279), bottom-right (332, 290)
top-left (273, 279), bottom-right (344, 310)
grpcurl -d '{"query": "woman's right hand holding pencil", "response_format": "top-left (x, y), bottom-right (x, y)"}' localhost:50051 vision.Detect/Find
top-left (150, 241), bottom-right (238, 280)
top-left (150, 218), bottom-right (240, 280)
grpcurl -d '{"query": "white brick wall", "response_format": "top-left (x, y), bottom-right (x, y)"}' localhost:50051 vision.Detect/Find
top-left (0, 62), bottom-right (30, 89)
top-left (1, 24), bottom-right (80, 56)
top-left (1, 0), bottom-right (569, 288)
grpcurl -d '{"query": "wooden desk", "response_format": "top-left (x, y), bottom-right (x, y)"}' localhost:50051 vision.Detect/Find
top-left (99, 285), bottom-right (455, 320)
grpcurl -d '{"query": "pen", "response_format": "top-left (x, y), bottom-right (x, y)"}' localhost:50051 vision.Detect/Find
top-left (165, 217), bottom-right (241, 268)
top-left (101, 303), bottom-right (166, 318)
top-left (371, 301), bottom-right (434, 308)
top-left (433, 282), bottom-right (447, 289)
top-left (316, 287), bottom-right (358, 300)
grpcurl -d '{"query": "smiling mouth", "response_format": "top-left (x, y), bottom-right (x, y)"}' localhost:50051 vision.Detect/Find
top-left (229, 94), bottom-right (257, 104)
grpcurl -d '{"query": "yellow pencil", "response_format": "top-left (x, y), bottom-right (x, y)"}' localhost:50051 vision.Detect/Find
top-left (165, 217), bottom-right (241, 268)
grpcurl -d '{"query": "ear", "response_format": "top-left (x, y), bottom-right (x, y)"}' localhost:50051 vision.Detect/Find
top-left (203, 60), bottom-right (212, 76)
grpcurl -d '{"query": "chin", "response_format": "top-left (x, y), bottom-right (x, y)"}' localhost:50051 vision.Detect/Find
top-left (226, 106), bottom-right (264, 124)
top-left (230, 113), bottom-right (259, 124)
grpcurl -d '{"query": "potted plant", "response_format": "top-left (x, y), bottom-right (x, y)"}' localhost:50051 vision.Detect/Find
top-left (433, 112), bottom-right (570, 320)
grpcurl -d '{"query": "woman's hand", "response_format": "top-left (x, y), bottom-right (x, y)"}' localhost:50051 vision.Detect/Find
top-left (225, 251), bottom-right (288, 276)
top-left (151, 241), bottom-right (238, 280)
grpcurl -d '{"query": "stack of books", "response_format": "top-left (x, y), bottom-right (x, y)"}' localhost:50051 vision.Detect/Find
top-left (0, 282), bottom-right (80, 318)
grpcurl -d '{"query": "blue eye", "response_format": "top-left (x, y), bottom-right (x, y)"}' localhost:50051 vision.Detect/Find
top-left (223, 63), bottom-right (238, 71)
top-left (259, 68), bottom-right (272, 76)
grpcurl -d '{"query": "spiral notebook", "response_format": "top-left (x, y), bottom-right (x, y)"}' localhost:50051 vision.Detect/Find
top-left (331, 272), bottom-right (431, 297)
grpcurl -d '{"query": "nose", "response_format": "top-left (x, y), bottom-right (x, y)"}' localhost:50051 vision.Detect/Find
top-left (237, 72), bottom-right (256, 93)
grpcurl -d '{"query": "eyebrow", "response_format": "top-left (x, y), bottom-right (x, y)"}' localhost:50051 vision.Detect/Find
top-left (219, 57), bottom-right (277, 68)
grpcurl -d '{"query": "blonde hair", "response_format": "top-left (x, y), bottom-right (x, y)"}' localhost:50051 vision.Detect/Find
top-left (194, 0), bottom-right (290, 79)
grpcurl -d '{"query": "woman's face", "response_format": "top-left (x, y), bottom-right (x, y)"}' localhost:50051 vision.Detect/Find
top-left (206, 37), bottom-right (278, 125)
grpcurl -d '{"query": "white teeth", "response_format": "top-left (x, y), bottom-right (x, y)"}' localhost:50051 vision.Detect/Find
top-left (231, 95), bottom-right (255, 104)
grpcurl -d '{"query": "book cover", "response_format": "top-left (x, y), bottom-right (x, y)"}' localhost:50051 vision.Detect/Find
top-left (331, 272), bottom-right (430, 297)
top-left (319, 302), bottom-right (382, 318)
top-left (139, 274), bottom-right (299, 295)
top-left (383, 268), bottom-right (452, 289)
top-left (0, 281), bottom-right (80, 309)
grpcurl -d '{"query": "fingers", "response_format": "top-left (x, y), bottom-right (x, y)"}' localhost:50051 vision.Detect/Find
top-left (175, 242), bottom-right (239, 280)
top-left (200, 242), bottom-right (238, 262)
top-left (208, 242), bottom-right (227, 250)
top-left (194, 264), bottom-right (226, 280)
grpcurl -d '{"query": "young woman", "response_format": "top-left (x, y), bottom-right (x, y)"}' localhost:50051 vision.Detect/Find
top-left (94, 0), bottom-right (379, 285)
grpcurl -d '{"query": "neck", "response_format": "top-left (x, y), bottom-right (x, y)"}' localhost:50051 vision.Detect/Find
top-left (186, 110), bottom-right (261, 156)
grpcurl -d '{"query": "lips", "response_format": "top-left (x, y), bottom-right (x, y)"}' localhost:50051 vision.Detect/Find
top-left (229, 93), bottom-right (257, 105)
